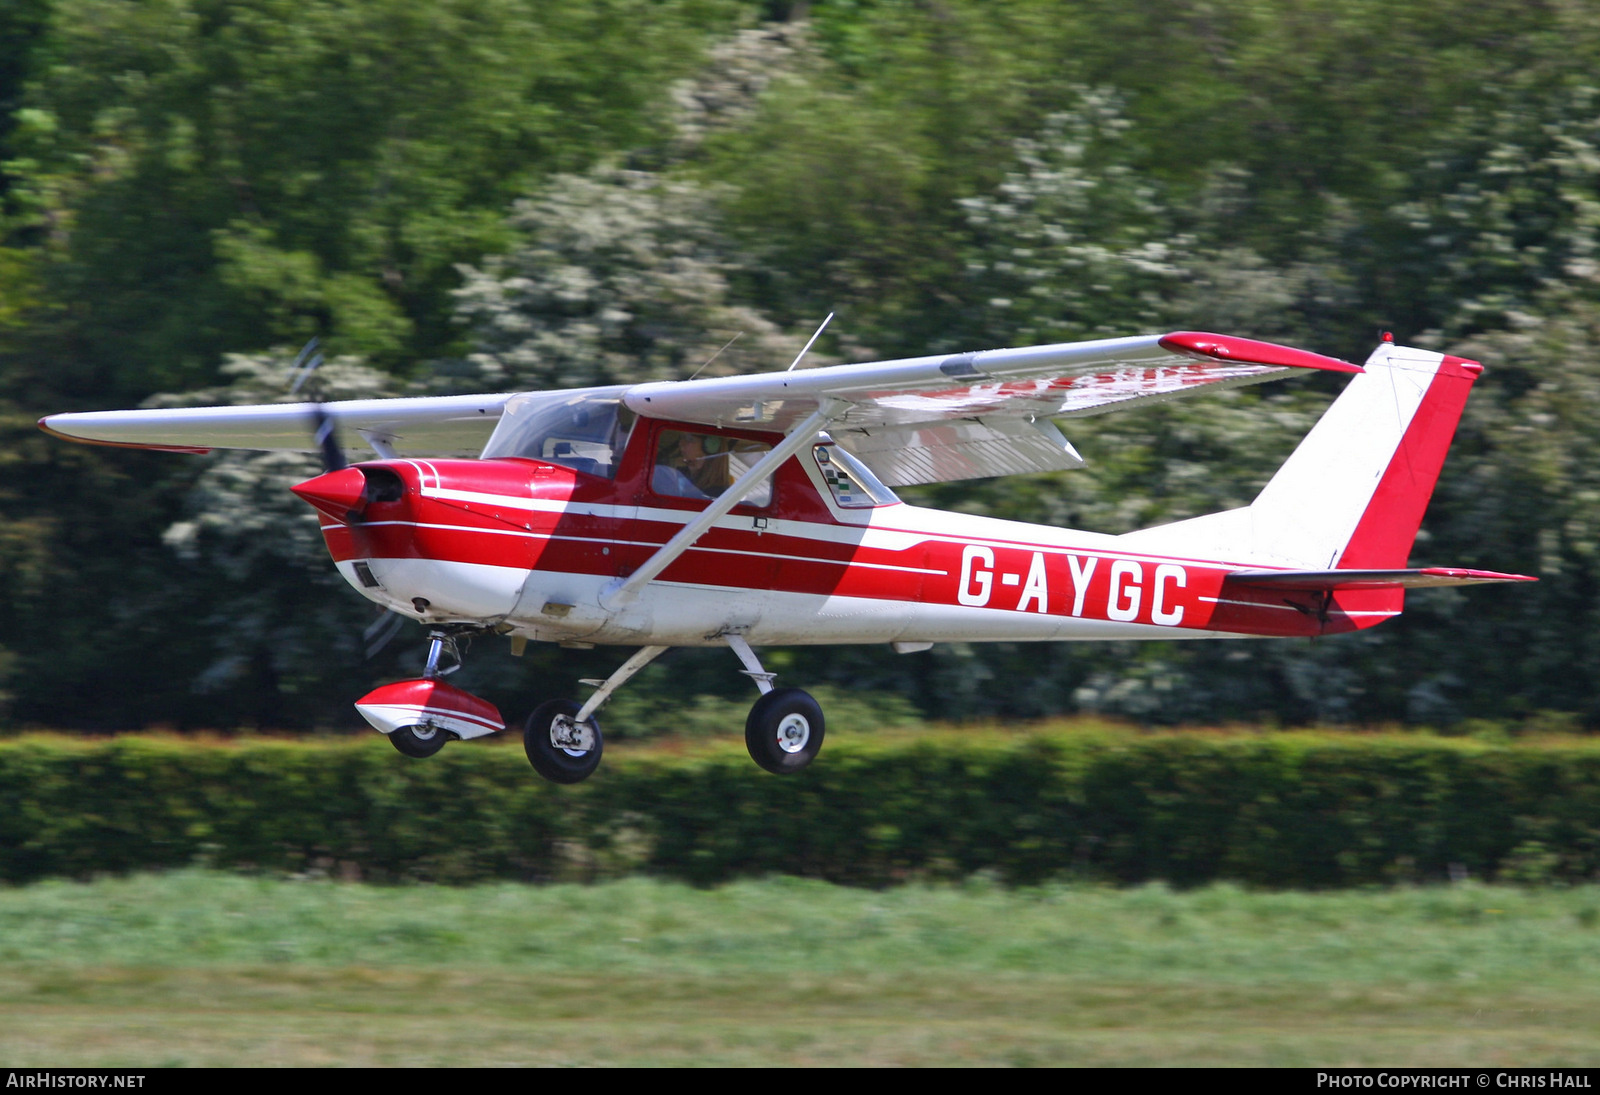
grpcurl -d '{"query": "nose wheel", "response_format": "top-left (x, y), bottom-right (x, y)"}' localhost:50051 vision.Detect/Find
top-left (389, 722), bottom-right (449, 758)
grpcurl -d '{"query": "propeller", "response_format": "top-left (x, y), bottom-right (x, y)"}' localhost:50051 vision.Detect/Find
top-left (287, 339), bottom-right (347, 473)
top-left (363, 608), bottom-right (406, 660)
top-left (287, 340), bottom-right (408, 660)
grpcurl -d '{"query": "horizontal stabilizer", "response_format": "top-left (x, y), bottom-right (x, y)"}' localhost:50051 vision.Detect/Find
top-left (1227, 567), bottom-right (1537, 591)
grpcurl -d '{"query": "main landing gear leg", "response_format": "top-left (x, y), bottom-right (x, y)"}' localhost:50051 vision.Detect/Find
top-left (726, 635), bottom-right (824, 775)
top-left (524, 645), bottom-right (669, 785)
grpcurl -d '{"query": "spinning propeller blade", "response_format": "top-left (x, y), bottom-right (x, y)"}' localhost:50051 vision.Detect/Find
top-left (363, 609), bottom-right (406, 660)
top-left (310, 405), bottom-right (347, 473)
top-left (287, 339), bottom-right (347, 473)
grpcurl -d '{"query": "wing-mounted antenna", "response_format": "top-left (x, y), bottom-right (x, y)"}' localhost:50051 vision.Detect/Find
top-left (786, 312), bottom-right (834, 371)
top-left (686, 331), bottom-right (745, 382)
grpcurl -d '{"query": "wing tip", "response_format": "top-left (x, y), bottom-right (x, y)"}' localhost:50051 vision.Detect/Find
top-left (1417, 567), bottom-right (1537, 583)
top-left (37, 415), bottom-right (213, 455)
top-left (1160, 331), bottom-right (1365, 375)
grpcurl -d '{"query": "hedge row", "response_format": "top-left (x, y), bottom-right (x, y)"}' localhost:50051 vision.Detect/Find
top-left (2, 730), bottom-right (1598, 887)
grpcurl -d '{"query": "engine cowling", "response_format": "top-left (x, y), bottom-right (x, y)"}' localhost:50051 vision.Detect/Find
top-left (292, 458), bottom-right (574, 622)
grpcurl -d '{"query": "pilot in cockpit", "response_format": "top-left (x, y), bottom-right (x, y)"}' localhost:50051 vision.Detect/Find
top-left (654, 430), bottom-right (721, 499)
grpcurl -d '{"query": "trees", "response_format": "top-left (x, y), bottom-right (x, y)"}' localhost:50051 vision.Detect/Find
top-left (10, 2), bottom-right (1600, 729)
top-left (7, 0), bottom-right (745, 397)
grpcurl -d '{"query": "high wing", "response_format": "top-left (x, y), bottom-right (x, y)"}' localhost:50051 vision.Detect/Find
top-left (39, 393), bottom-right (516, 460)
top-left (625, 331), bottom-right (1362, 485)
top-left (39, 331), bottom-right (1357, 481)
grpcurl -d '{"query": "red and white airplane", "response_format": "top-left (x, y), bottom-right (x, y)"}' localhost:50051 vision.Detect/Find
top-left (40, 330), bottom-right (1533, 781)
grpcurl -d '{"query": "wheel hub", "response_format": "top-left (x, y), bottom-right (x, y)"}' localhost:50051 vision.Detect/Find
top-left (411, 723), bottom-right (440, 742)
top-left (775, 713), bottom-right (811, 753)
top-left (550, 713), bottom-right (596, 754)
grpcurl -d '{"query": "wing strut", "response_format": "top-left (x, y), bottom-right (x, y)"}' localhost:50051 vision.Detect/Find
top-left (601, 403), bottom-right (839, 609)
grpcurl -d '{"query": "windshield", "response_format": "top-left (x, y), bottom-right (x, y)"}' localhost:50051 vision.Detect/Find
top-left (480, 388), bottom-right (634, 477)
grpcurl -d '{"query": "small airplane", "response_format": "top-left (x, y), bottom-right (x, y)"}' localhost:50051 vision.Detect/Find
top-left (40, 329), bottom-right (1534, 782)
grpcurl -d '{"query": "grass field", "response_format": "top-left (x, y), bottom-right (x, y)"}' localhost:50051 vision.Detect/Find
top-left (1, 872), bottom-right (1597, 1066)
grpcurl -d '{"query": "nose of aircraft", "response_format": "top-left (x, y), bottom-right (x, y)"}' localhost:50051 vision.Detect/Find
top-left (291, 466), bottom-right (368, 522)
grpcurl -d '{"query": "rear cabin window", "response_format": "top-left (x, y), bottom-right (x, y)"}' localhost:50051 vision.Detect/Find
top-left (652, 430), bottom-right (772, 507)
top-left (813, 443), bottom-right (898, 508)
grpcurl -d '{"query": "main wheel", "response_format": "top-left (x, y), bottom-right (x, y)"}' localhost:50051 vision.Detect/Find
top-left (524, 699), bottom-right (603, 784)
top-left (745, 688), bottom-right (825, 775)
top-left (389, 723), bottom-right (449, 758)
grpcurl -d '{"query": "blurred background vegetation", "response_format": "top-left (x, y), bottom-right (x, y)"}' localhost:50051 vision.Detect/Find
top-left (4, 0), bottom-right (1599, 733)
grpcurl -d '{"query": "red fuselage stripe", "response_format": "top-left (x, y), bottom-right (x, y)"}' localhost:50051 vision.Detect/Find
top-left (323, 509), bottom-right (1360, 637)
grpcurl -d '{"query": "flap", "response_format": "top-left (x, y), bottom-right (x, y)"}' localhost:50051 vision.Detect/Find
top-left (834, 416), bottom-right (1084, 486)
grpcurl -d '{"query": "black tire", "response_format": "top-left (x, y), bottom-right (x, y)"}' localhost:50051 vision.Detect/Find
top-left (745, 687), bottom-right (825, 775)
top-left (524, 699), bottom-right (603, 784)
top-left (389, 723), bottom-right (449, 758)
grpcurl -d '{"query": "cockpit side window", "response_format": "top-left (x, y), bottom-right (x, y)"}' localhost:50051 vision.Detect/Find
top-left (480, 389), bottom-right (634, 478)
top-left (652, 430), bottom-right (773, 507)
top-left (813, 443), bottom-right (898, 508)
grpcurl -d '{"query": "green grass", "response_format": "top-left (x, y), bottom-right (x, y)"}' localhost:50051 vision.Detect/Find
top-left (1, 872), bottom-right (1598, 1065)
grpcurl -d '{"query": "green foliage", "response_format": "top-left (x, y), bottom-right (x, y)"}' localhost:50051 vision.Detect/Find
top-left (7, 0), bottom-right (748, 395)
top-left (11, 2), bottom-right (1600, 731)
top-left (956, 90), bottom-right (1189, 346)
top-left (601, 680), bottom-right (923, 740)
top-left (3, 729), bottom-right (1599, 888)
top-left (452, 168), bottom-right (803, 392)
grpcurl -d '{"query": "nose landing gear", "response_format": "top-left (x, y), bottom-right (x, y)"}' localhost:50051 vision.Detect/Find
top-left (354, 627), bottom-right (506, 758)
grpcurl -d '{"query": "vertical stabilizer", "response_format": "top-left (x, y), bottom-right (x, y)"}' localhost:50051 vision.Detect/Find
top-left (1116, 339), bottom-right (1481, 571)
top-left (1249, 341), bottom-right (1480, 570)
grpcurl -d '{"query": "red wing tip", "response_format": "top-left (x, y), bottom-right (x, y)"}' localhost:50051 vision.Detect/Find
top-left (37, 417), bottom-right (212, 455)
top-left (1159, 332), bottom-right (1364, 375)
top-left (1418, 567), bottom-right (1536, 582)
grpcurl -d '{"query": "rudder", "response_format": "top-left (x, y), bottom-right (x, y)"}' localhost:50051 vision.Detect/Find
top-left (1247, 340), bottom-right (1481, 570)
top-left (1114, 338), bottom-right (1482, 573)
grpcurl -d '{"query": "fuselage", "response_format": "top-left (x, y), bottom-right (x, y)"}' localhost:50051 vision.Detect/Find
top-left (299, 416), bottom-right (1395, 649)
